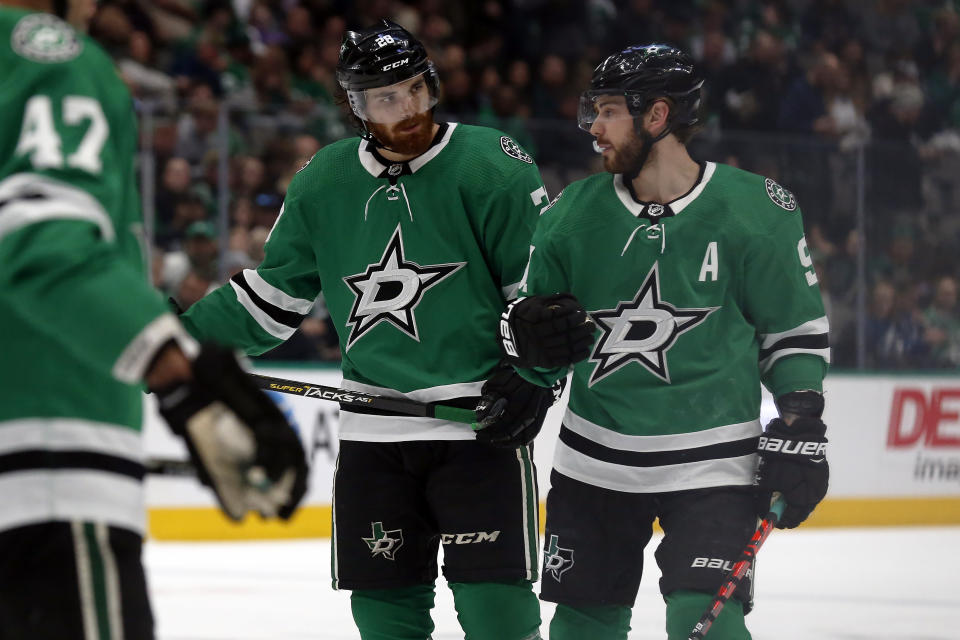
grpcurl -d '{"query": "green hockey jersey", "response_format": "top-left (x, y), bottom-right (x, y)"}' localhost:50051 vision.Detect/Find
top-left (520, 162), bottom-right (830, 493)
top-left (0, 8), bottom-right (191, 534)
top-left (182, 123), bottom-right (546, 441)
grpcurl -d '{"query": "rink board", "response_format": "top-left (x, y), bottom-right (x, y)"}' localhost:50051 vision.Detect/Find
top-left (144, 367), bottom-right (960, 539)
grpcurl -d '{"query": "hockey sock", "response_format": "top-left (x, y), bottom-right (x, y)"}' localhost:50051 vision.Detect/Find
top-left (449, 580), bottom-right (542, 640)
top-left (350, 583), bottom-right (436, 640)
top-left (665, 590), bottom-right (751, 640)
top-left (549, 603), bottom-right (632, 640)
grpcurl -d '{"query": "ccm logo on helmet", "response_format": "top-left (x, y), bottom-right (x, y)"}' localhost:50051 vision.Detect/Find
top-left (382, 58), bottom-right (409, 71)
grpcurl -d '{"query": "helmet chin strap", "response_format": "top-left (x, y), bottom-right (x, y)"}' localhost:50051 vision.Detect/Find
top-left (624, 120), bottom-right (673, 181)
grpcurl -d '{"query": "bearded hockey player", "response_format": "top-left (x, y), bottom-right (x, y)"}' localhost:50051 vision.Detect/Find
top-left (180, 20), bottom-right (554, 640)
top-left (0, 1), bottom-right (308, 637)
top-left (483, 44), bottom-right (831, 639)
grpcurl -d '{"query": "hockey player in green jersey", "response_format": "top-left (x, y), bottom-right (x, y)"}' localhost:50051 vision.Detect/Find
top-left (179, 20), bottom-right (553, 640)
top-left (485, 45), bottom-right (831, 640)
top-left (0, 1), bottom-right (308, 638)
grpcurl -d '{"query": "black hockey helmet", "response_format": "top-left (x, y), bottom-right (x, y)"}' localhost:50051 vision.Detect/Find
top-left (578, 44), bottom-right (703, 133)
top-left (336, 20), bottom-right (435, 90)
top-left (336, 20), bottom-right (440, 125)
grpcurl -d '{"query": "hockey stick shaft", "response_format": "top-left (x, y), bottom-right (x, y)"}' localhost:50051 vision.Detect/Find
top-left (687, 495), bottom-right (787, 640)
top-left (250, 373), bottom-right (479, 427)
top-left (146, 374), bottom-right (480, 476)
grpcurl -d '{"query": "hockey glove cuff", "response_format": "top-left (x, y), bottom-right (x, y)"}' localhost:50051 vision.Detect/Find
top-left (498, 294), bottom-right (596, 369)
top-left (475, 364), bottom-right (556, 448)
top-left (153, 344), bottom-right (309, 521)
top-left (755, 416), bottom-right (829, 529)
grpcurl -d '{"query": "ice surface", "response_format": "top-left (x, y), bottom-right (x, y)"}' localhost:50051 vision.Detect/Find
top-left (146, 526), bottom-right (960, 639)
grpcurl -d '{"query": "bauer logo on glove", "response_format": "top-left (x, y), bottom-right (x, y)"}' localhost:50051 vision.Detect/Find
top-left (497, 293), bottom-right (597, 369)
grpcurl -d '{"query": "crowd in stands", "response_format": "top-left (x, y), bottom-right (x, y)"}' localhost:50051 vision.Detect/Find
top-left (87, 0), bottom-right (960, 368)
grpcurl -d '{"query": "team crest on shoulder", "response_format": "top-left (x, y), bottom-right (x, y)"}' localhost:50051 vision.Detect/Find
top-left (12, 13), bottom-right (82, 63)
top-left (764, 178), bottom-right (797, 211)
top-left (500, 136), bottom-right (533, 164)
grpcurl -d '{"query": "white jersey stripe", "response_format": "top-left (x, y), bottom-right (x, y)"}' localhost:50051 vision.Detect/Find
top-left (112, 313), bottom-right (199, 384)
top-left (336, 378), bottom-right (483, 442)
top-left (0, 470), bottom-right (145, 533)
top-left (563, 410), bottom-right (761, 452)
top-left (337, 411), bottom-right (475, 442)
top-left (0, 173), bottom-right (114, 242)
top-left (552, 441), bottom-right (757, 494)
top-left (760, 347), bottom-right (832, 374)
top-left (242, 269), bottom-right (314, 314)
top-left (0, 418), bottom-right (143, 460)
top-left (759, 316), bottom-right (830, 349)
top-left (229, 279), bottom-right (297, 340)
top-left (501, 282), bottom-right (520, 301)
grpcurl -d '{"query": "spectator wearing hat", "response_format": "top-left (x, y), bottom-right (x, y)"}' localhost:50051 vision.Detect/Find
top-left (160, 220), bottom-right (219, 296)
top-left (923, 275), bottom-right (960, 367)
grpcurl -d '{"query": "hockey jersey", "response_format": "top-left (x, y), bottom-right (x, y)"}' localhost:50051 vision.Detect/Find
top-left (521, 162), bottom-right (830, 493)
top-left (181, 123), bottom-right (546, 441)
top-left (0, 8), bottom-right (190, 534)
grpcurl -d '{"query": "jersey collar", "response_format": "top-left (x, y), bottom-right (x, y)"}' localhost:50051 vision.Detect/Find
top-left (613, 161), bottom-right (716, 218)
top-left (358, 122), bottom-right (458, 178)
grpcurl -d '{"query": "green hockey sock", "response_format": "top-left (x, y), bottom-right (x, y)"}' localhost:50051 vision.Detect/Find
top-left (449, 580), bottom-right (542, 640)
top-left (549, 603), bottom-right (632, 640)
top-left (665, 590), bottom-right (751, 640)
top-left (350, 583), bottom-right (436, 640)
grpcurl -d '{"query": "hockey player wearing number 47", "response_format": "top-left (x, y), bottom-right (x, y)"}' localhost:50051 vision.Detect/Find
top-left (485, 45), bottom-right (831, 640)
top-left (0, 0), bottom-right (309, 638)
top-left (179, 20), bottom-right (553, 640)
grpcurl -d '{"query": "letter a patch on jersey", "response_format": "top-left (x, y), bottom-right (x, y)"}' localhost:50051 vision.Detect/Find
top-left (588, 263), bottom-right (718, 385)
top-left (342, 224), bottom-right (465, 349)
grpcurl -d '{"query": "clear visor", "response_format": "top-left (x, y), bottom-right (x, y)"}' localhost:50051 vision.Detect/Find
top-left (577, 91), bottom-right (638, 131)
top-left (347, 73), bottom-right (439, 124)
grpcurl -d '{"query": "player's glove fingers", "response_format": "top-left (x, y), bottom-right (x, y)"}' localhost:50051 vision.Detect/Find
top-left (475, 365), bottom-right (553, 448)
top-left (756, 417), bottom-right (829, 529)
top-left (180, 403), bottom-right (259, 521)
top-left (156, 344), bottom-right (309, 522)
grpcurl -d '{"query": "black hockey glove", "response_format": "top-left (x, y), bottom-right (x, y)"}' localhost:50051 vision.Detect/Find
top-left (475, 365), bottom-right (556, 448)
top-left (498, 294), bottom-right (596, 369)
top-left (756, 416), bottom-right (829, 529)
top-left (153, 343), bottom-right (309, 521)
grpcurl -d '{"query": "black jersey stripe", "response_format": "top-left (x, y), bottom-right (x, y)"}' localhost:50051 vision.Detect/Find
top-left (558, 425), bottom-right (759, 467)
top-left (231, 272), bottom-right (306, 329)
top-left (0, 190), bottom-right (47, 210)
top-left (0, 450), bottom-right (145, 480)
top-left (758, 333), bottom-right (829, 361)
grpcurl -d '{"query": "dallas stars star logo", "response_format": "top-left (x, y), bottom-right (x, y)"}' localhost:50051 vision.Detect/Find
top-left (588, 262), bottom-right (718, 386)
top-left (543, 535), bottom-right (575, 582)
top-left (343, 224), bottom-right (465, 350)
top-left (363, 522), bottom-right (404, 560)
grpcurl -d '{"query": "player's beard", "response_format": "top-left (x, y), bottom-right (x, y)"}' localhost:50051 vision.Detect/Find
top-left (368, 111), bottom-right (435, 157)
top-left (603, 128), bottom-right (654, 176)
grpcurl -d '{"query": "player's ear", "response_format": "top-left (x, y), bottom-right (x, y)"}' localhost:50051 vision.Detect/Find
top-left (647, 99), bottom-right (670, 131)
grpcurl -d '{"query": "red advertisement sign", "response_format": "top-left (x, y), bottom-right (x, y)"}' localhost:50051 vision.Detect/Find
top-left (888, 388), bottom-right (960, 448)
